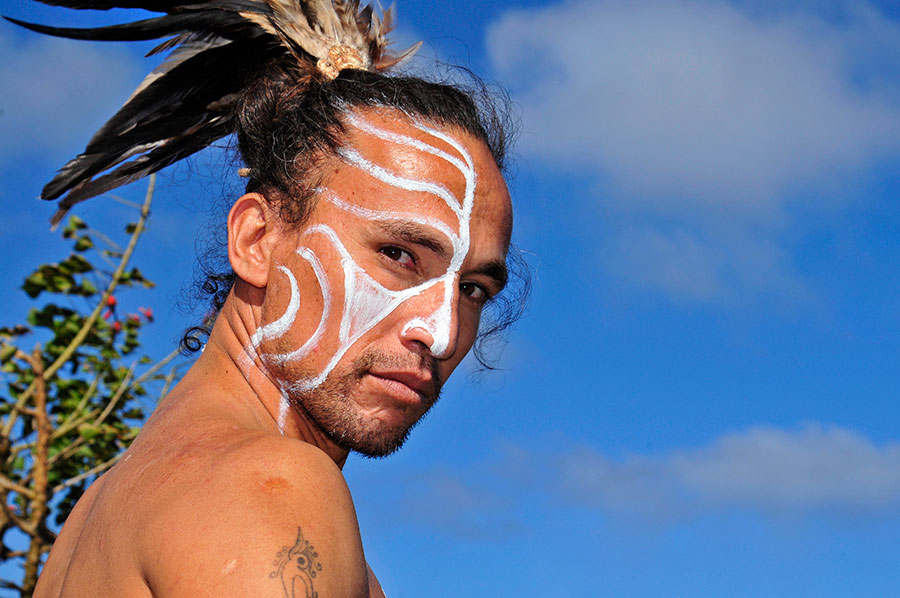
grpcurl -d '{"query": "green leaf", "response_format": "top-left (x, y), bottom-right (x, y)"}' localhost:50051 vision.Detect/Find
top-left (78, 425), bottom-right (100, 441)
top-left (59, 254), bottom-right (93, 275)
top-left (127, 268), bottom-right (155, 289)
top-left (74, 279), bottom-right (98, 297)
top-left (22, 270), bottom-right (47, 298)
top-left (28, 304), bottom-right (75, 328)
top-left (0, 325), bottom-right (30, 338)
top-left (62, 215), bottom-right (87, 238)
top-left (74, 235), bottom-right (94, 252)
top-left (50, 274), bottom-right (74, 293)
top-left (0, 344), bottom-right (16, 364)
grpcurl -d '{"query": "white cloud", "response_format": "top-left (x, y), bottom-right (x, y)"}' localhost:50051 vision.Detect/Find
top-left (558, 424), bottom-right (900, 517)
top-left (0, 27), bottom-right (142, 165)
top-left (354, 425), bottom-right (900, 538)
top-left (604, 224), bottom-right (814, 304)
top-left (351, 462), bottom-right (527, 541)
top-left (487, 0), bottom-right (900, 302)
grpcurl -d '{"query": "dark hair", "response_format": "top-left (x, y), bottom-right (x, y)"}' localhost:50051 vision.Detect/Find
top-left (182, 58), bottom-right (528, 367)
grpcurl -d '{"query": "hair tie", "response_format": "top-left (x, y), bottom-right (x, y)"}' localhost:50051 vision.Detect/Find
top-left (317, 45), bottom-right (368, 80)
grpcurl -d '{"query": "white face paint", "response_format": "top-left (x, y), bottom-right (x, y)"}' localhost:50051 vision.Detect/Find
top-left (248, 113), bottom-right (479, 432)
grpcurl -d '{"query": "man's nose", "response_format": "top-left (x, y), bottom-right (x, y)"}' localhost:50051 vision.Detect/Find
top-left (400, 277), bottom-right (459, 359)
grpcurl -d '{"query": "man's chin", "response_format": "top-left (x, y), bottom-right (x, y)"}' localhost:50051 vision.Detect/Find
top-left (339, 424), bottom-right (412, 459)
top-left (286, 348), bottom-right (441, 458)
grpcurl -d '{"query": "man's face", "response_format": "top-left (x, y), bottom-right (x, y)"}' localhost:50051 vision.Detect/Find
top-left (252, 108), bottom-right (512, 456)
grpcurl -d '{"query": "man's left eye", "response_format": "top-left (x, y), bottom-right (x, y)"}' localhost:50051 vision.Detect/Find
top-left (380, 246), bottom-right (415, 267)
top-left (460, 282), bottom-right (488, 304)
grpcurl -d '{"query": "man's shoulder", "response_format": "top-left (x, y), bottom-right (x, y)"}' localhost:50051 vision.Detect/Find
top-left (138, 431), bottom-right (367, 597)
top-left (210, 431), bottom-right (350, 499)
top-left (137, 429), bottom-right (352, 519)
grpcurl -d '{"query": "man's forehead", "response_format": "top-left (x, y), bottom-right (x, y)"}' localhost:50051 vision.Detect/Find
top-left (313, 107), bottom-right (513, 261)
top-left (321, 109), bottom-right (473, 226)
top-left (342, 107), bottom-right (467, 159)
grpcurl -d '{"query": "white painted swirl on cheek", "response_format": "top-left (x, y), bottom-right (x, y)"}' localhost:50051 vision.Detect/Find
top-left (268, 248), bottom-right (331, 365)
top-left (250, 265), bottom-right (299, 346)
top-left (240, 250), bottom-right (330, 434)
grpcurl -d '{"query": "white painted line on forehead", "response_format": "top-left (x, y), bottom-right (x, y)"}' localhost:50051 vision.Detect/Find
top-left (337, 146), bottom-right (465, 218)
top-left (410, 120), bottom-right (478, 272)
top-left (412, 121), bottom-right (475, 172)
top-left (343, 112), bottom-right (470, 177)
top-left (318, 188), bottom-right (462, 251)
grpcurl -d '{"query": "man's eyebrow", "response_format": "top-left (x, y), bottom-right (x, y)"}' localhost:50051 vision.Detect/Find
top-left (470, 259), bottom-right (509, 293)
top-left (376, 220), bottom-right (451, 259)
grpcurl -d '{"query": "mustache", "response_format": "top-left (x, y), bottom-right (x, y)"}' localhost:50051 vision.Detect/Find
top-left (350, 348), bottom-right (443, 398)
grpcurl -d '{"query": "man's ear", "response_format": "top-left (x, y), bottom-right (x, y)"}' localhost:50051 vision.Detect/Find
top-left (228, 193), bottom-right (277, 288)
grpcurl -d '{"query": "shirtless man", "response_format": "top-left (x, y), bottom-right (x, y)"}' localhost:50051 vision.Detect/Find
top-left (32, 78), bottom-right (514, 597)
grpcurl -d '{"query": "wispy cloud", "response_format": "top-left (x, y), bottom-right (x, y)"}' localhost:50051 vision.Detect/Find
top-left (366, 424), bottom-right (900, 538)
top-left (352, 461), bottom-right (528, 542)
top-left (557, 424), bottom-right (900, 519)
top-left (487, 0), bottom-right (900, 303)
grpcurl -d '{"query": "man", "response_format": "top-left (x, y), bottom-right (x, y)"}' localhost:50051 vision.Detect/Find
top-left (33, 103), bottom-right (513, 597)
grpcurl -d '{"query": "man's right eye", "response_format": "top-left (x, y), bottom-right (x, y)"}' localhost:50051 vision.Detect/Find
top-left (379, 246), bottom-right (416, 269)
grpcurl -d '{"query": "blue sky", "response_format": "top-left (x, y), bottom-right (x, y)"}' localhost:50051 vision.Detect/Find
top-left (3, 0), bottom-right (900, 596)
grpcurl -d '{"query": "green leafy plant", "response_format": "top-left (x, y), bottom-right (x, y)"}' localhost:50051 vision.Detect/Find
top-left (0, 177), bottom-right (183, 596)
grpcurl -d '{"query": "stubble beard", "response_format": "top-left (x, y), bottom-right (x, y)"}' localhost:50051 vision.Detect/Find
top-left (287, 348), bottom-right (443, 458)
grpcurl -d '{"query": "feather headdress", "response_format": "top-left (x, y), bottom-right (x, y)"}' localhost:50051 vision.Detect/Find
top-left (5, 1), bottom-right (421, 225)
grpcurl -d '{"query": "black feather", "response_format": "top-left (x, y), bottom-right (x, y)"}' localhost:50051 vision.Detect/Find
top-left (42, 38), bottom-right (275, 201)
top-left (34, 1), bottom-right (187, 11)
top-left (7, 0), bottom-right (406, 223)
top-left (3, 12), bottom-right (245, 42)
top-left (51, 116), bottom-right (234, 225)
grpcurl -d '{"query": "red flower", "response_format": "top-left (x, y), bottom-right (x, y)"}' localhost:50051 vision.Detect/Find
top-left (138, 307), bottom-right (154, 322)
top-left (113, 321), bottom-right (122, 332)
top-left (106, 296), bottom-right (117, 307)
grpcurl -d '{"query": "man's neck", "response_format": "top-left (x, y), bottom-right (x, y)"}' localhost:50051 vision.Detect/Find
top-left (186, 286), bottom-right (351, 467)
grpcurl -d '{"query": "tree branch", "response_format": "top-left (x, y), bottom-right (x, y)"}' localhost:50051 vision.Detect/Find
top-left (0, 579), bottom-right (23, 592)
top-left (158, 365), bottom-right (180, 402)
top-left (131, 348), bottom-right (180, 390)
top-left (23, 345), bottom-right (51, 594)
top-left (1, 175), bottom-right (155, 439)
top-left (52, 453), bottom-right (124, 495)
top-left (53, 370), bottom-right (103, 440)
top-left (94, 361), bottom-right (136, 427)
top-left (0, 475), bottom-right (35, 500)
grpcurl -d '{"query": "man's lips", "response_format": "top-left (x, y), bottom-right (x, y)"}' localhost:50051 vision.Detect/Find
top-left (367, 370), bottom-right (434, 402)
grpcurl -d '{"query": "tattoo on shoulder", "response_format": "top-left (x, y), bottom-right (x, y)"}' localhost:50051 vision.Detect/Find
top-left (270, 526), bottom-right (324, 598)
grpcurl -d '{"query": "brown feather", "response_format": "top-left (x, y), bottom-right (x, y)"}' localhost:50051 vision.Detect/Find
top-left (8, 1), bottom-right (422, 223)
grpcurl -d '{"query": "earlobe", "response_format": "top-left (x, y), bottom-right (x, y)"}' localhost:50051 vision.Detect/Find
top-left (228, 193), bottom-right (275, 288)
